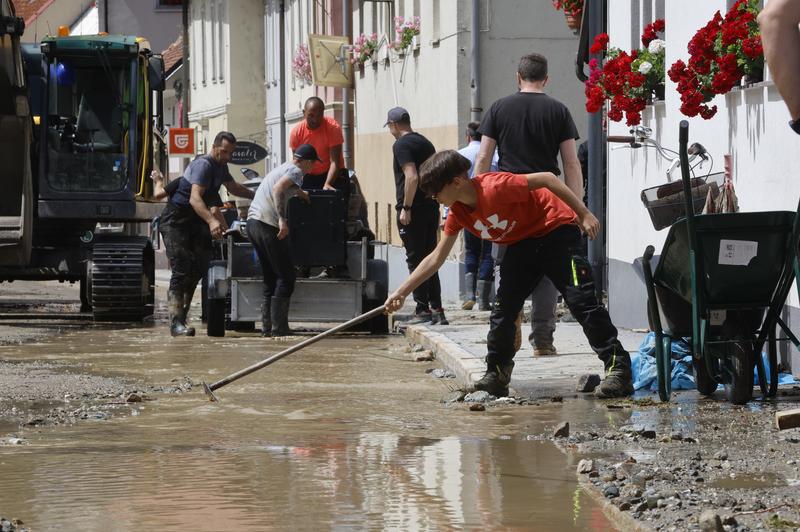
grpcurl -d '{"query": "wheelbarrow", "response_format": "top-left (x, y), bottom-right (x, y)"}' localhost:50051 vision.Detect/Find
top-left (640, 121), bottom-right (800, 404)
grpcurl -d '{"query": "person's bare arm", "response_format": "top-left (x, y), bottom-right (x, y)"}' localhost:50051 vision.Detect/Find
top-left (273, 176), bottom-right (303, 240)
top-left (559, 138), bottom-right (584, 200)
top-left (223, 180), bottom-right (255, 199)
top-left (758, 0), bottom-right (800, 121)
top-left (526, 172), bottom-right (599, 240)
top-left (399, 162), bottom-right (418, 226)
top-left (473, 136), bottom-right (498, 176)
top-left (324, 144), bottom-right (343, 190)
top-left (189, 184), bottom-right (222, 239)
top-left (150, 169), bottom-right (168, 201)
top-left (384, 233), bottom-right (458, 312)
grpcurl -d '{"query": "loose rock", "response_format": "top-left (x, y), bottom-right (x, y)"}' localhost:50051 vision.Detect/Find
top-left (429, 368), bottom-right (456, 379)
top-left (469, 403), bottom-right (485, 412)
top-left (464, 391), bottom-right (492, 403)
top-left (576, 373), bottom-right (601, 393)
top-left (414, 350), bottom-right (434, 362)
top-left (699, 510), bottom-right (724, 532)
top-left (553, 422), bottom-right (570, 438)
top-left (440, 390), bottom-right (466, 404)
top-left (577, 459), bottom-right (594, 474)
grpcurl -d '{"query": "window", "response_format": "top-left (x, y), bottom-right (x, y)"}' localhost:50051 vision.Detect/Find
top-left (210, 0), bottom-right (217, 81)
top-left (156, 0), bottom-right (183, 9)
top-left (200, 0), bottom-right (206, 85)
top-left (218, 0), bottom-right (225, 81)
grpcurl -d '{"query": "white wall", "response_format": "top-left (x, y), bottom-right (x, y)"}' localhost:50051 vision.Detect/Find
top-left (606, 0), bottom-right (800, 369)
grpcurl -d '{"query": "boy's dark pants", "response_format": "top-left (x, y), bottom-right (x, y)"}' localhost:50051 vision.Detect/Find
top-left (487, 225), bottom-right (629, 371)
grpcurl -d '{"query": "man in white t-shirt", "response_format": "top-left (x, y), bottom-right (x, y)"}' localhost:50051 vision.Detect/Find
top-left (246, 144), bottom-right (317, 336)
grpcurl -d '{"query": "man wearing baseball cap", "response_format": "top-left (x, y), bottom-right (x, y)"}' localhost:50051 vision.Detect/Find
top-left (386, 106), bottom-right (448, 325)
top-left (246, 144), bottom-right (317, 336)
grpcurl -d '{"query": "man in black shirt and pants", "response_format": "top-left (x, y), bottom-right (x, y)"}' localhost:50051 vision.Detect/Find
top-left (474, 53), bottom-right (585, 358)
top-left (386, 107), bottom-right (447, 325)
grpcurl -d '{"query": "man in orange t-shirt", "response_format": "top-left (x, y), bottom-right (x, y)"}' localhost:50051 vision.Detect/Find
top-left (383, 150), bottom-right (634, 400)
top-left (289, 96), bottom-right (347, 191)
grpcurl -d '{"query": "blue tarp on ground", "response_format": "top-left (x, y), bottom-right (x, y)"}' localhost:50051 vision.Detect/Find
top-left (631, 332), bottom-right (797, 392)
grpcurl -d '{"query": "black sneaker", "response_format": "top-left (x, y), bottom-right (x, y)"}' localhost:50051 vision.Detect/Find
top-left (474, 361), bottom-right (514, 397)
top-left (595, 369), bottom-right (634, 398)
top-left (407, 310), bottom-right (432, 324)
top-left (431, 308), bottom-right (449, 325)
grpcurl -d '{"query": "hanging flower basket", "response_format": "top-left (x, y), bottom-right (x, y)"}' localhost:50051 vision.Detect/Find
top-left (668, 0), bottom-right (763, 119)
top-left (291, 43), bottom-right (313, 85)
top-left (351, 32), bottom-right (379, 70)
top-left (552, 0), bottom-right (583, 31)
top-left (565, 13), bottom-right (581, 30)
top-left (584, 20), bottom-right (666, 126)
top-left (392, 15), bottom-right (420, 53)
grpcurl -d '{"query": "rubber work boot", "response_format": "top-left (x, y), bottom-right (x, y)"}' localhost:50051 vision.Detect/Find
top-left (595, 349), bottom-right (634, 398)
top-left (534, 345), bottom-right (558, 357)
top-left (477, 280), bottom-right (492, 311)
top-left (431, 308), bottom-right (449, 325)
top-left (270, 296), bottom-right (293, 337)
top-left (407, 310), bottom-right (432, 324)
top-left (474, 360), bottom-right (514, 397)
top-left (462, 272), bottom-right (476, 310)
top-left (260, 298), bottom-right (272, 337)
top-left (168, 291), bottom-right (195, 337)
top-left (182, 290), bottom-right (198, 335)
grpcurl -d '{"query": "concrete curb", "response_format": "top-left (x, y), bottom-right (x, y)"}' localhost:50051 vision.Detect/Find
top-left (405, 324), bottom-right (485, 386)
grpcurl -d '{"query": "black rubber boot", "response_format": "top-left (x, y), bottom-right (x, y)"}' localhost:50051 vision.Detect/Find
top-left (431, 308), bottom-right (449, 325)
top-left (477, 280), bottom-right (492, 311)
top-left (474, 360), bottom-right (514, 397)
top-left (462, 272), bottom-right (476, 310)
top-left (181, 289), bottom-right (197, 336)
top-left (595, 348), bottom-right (634, 398)
top-left (270, 296), bottom-right (293, 337)
top-left (168, 291), bottom-right (195, 337)
top-left (260, 297), bottom-right (272, 337)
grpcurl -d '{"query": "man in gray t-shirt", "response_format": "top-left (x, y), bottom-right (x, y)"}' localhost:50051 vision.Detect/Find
top-left (246, 144), bottom-right (318, 336)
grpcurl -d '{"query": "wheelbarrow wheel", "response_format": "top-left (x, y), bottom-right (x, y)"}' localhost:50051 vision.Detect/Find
top-left (721, 329), bottom-right (754, 405)
top-left (693, 355), bottom-right (717, 396)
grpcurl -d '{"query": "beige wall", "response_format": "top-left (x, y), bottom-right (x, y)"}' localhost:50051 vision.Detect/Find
top-left (355, 125), bottom-right (457, 246)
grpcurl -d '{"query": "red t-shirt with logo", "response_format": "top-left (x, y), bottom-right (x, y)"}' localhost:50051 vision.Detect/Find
top-left (443, 172), bottom-right (577, 244)
top-left (289, 116), bottom-right (345, 175)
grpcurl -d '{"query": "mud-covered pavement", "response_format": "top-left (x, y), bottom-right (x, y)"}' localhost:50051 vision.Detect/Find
top-left (0, 280), bottom-right (619, 531)
top-left (3, 280), bottom-right (800, 531)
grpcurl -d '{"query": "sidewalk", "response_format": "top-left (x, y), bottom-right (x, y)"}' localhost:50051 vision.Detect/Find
top-left (401, 305), bottom-right (647, 398)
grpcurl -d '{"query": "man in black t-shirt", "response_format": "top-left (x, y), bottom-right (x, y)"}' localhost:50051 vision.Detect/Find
top-left (385, 107), bottom-right (447, 325)
top-left (474, 53), bottom-right (583, 359)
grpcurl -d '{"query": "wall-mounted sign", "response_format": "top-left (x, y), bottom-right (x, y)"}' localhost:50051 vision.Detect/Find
top-left (168, 127), bottom-right (195, 156)
top-left (230, 141), bottom-right (268, 165)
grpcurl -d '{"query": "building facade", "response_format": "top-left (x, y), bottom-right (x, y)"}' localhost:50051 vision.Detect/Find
top-left (604, 0), bottom-right (799, 369)
top-left (188, 0), bottom-right (266, 176)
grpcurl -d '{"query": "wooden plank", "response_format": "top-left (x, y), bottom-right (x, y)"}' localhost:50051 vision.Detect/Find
top-left (775, 408), bottom-right (800, 430)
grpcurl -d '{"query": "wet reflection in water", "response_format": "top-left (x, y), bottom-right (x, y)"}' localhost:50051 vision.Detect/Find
top-left (0, 326), bottom-right (616, 531)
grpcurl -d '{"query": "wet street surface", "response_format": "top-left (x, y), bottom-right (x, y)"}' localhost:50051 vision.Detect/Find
top-left (0, 318), bottom-right (616, 531)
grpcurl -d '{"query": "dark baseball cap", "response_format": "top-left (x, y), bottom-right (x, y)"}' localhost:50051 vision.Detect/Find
top-left (383, 106), bottom-right (410, 127)
top-left (293, 143), bottom-right (322, 162)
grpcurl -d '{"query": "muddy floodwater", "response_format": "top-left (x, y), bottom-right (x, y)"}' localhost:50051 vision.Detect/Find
top-left (0, 324), bottom-right (617, 531)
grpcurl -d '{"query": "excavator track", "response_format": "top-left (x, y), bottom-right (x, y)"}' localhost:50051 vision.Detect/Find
top-left (90, 237), bottom-right (154, 321)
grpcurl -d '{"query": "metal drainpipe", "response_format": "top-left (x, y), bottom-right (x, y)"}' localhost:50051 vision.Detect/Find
top-left (279, 1), bottom-right (286, 163)
top-left (182, 0), bottom-right (190, 169)
top-left (342, 0), bottom-right (353, 169)
top-left (470, 0), bottom-right (481, 122)
top-left (103, 0), bottom-right (109, 32)
top-left (586, 0), bottom-right (607, 295)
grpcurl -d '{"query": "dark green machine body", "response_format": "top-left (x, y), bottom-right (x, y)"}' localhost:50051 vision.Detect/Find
top-left (0, 3), bottom-right (166, 321)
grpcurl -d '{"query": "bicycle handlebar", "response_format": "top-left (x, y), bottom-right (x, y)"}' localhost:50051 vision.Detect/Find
top-left (607, 136), bottom-right (636, 143)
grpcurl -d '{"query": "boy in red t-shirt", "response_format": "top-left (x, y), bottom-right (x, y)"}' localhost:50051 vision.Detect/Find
top-left (384, 150), bottom-right (634, 398)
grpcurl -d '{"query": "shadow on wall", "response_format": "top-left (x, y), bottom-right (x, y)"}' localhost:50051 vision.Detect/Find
top-left (726, 85), bottom-right (766, 177)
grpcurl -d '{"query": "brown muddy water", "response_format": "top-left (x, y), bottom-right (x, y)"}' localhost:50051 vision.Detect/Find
top-left (0, 325), bottom-right (617, 531)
